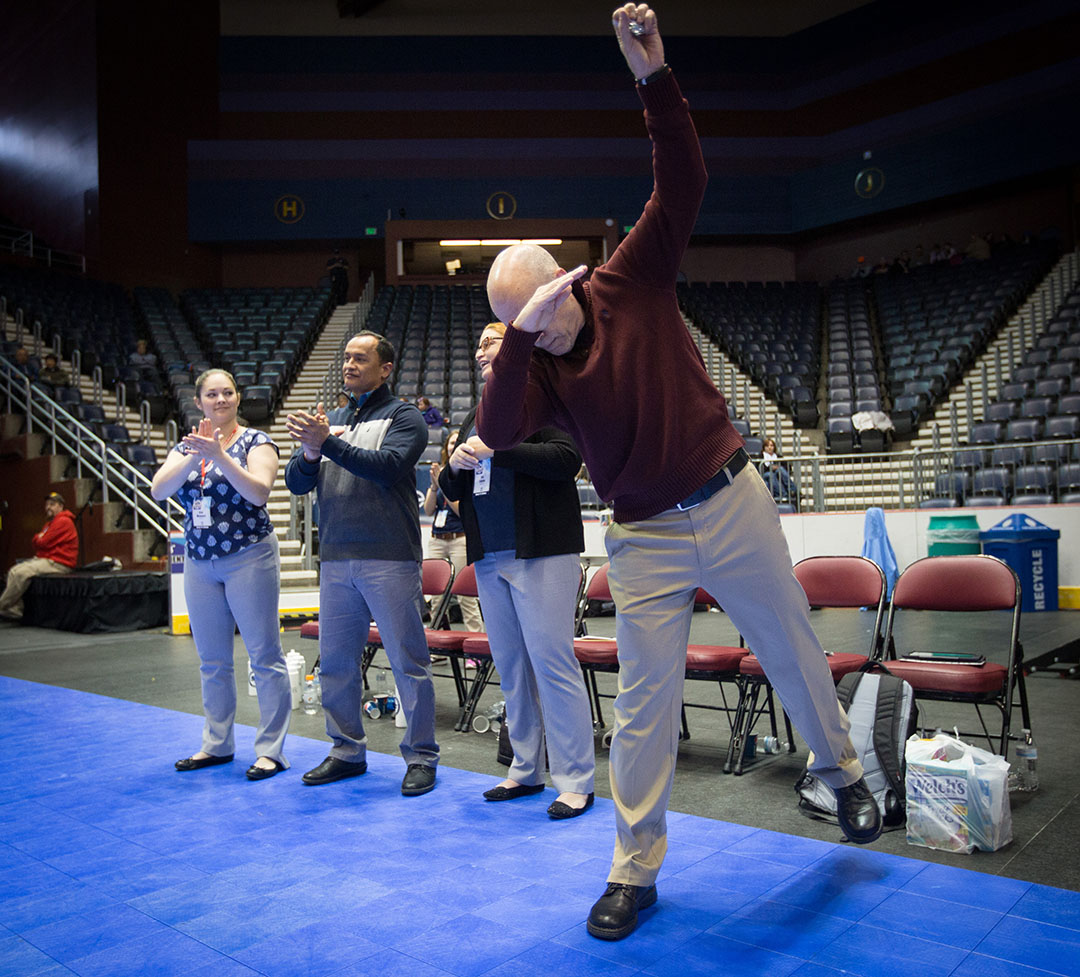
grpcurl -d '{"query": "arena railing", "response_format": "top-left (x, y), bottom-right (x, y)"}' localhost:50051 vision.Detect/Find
top-left (0, 357), bottom-right (184, 540)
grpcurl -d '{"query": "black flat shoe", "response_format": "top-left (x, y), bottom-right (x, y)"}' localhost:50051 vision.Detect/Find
top-left (401, 763), bottom-right (437, 796)
top-left (246, 759), bottom-right (285, 781)
top-left (483, 782), bottom-right (546, 801)
top-left (833, 777), bottom-right (883, 844)
top-left (301, 756), bottom-right (368, 785)
top-left (587, 882), bottom-right (658, 941)
top-left (175, 754), bottom-right (233, 771)
top-left (547, 792), bottom-right (594, 820)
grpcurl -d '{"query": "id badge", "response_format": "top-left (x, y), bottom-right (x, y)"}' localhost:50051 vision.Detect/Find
top-left (192, 497), bottom-right (212, 528)
top-left (434, 509), bottom-right (448, 529)
top-left (473, 457), bottom-right (492, 496)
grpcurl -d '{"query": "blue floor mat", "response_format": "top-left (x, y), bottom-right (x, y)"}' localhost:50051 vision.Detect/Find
top-left (1, 677), bottom-right (1077, 977)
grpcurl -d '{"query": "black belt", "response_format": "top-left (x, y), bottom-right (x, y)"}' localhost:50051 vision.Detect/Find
top-left (432, 531), bottom-right (466, 540)
top-left (674, 449), bottom-right (749, 511)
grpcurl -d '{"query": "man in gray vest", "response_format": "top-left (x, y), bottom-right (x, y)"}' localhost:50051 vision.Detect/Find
top-left (285, 331), bottom-right (438, 796)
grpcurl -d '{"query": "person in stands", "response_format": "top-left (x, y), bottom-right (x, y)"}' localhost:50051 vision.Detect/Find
top-left (0, 493), bottom-right (78, 622)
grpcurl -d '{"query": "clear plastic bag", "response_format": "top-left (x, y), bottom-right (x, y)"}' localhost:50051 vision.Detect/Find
top-left (904, 732), bottom-right (1013, 853)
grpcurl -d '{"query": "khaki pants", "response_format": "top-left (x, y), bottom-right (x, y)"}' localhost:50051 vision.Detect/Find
top-left (603, 465), bottom-right (862, 885)
top-left (0, 558), bottom-right (74, 620)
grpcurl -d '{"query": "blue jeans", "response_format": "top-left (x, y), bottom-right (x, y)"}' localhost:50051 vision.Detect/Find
top-left (318, 559), bottom-right (439, 768)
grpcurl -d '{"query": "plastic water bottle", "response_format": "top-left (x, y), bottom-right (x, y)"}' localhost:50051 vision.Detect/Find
top-left (312, 665), bottom-right (322, 704)
top-left (374, 667), bottom-right (388, 696)
top-left (302, 675), bottom-right (318, 715)
top-left (758, 735), bottom-right (788, 755)
top-left (1012, 729), bottom-right (1039, 792)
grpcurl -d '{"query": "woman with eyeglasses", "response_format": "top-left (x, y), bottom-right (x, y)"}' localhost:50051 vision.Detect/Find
top-left (439, 322), bottom-right (595, 819)
top-left (151, 368), bottom-right (291, 781)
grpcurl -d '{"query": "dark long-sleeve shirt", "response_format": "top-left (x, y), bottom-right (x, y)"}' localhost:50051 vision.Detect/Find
top-left (476, 70), bottom-right (742, 524)
top-left (284, 383), bottom-right (426, 562)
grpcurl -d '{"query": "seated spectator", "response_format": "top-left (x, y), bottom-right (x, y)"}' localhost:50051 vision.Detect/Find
top-left (417, 395), bottom-right (445, 428)
top-left (129, 340), bottom-right (158, 378)
top-left (12, 347), bottom-right (38, 380)
top-left (910, 244), bottom-right (929, 267)
top-left (39, 353), bottom-right (70, 388)
top-left (850, 256), bottom-right (870, 278)
top-left (0, 493), bottom-right (79, 622)
top-left (759, 437), bottom-right (797, 503)
top-left (965, 232), bottom-right (991, 261)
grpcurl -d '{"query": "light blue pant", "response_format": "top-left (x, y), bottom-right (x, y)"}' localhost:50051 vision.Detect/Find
top-left (183, 534), bottom-right (290, 765)
top-left (603, 465), bottom-right (861, 884)
top-left (474, 551), bottom-right (594, 794)
top-left (318, 559), bottom-right (439, 768)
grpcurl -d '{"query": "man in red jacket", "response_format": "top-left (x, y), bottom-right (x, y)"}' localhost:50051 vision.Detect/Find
top-left (0, 493), bottom-right (78, 621)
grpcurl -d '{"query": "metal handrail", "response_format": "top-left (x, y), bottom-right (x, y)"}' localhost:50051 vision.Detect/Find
top-left (1, 357), bottom-right (184, 539)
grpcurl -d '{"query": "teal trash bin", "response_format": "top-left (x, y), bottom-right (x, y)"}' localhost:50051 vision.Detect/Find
top-left (979, 514), bottom-right (1060, 612)
top-left (927, 513), bottom-right (981, 557)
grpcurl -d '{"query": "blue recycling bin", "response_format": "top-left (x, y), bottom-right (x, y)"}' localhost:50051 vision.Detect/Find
top-left (979, 514), bottom-right (1060, 612)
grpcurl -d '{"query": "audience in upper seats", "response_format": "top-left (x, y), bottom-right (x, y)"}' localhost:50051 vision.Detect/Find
top-left (0, 493), bottom-right (79, 622)
top-left (423, 429), bottom-right (483, 633)
top-left (965, 232), bottom-right (992, 261)
top-left (417, 395), bottom-right (445, 428)
top-left (12, 347), bottom-right (38, 380)
top-left (129, 339), bottom-right (158, 378)
top-left (39, 353), bottom-right (70, 388)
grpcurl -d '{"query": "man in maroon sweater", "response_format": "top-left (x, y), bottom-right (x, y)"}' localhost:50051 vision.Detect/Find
top-left (0, 493), bottom-right (78, 621)
top-left (480, 3), bottom-right (881, 942)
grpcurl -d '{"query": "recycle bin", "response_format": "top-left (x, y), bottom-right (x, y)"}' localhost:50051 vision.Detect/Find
top-left (927, 513), bottom-right (981, 557)
top-left (980, 514), bottom-right (1060, 612)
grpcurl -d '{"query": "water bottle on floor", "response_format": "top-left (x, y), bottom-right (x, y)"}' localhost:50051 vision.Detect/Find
top-left (302, 675), bottom-right (318, 715)
top-left (1011, 728), bottom-right (1039, 792)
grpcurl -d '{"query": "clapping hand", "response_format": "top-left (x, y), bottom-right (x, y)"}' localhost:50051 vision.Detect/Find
top-left (286, 403), bottom-right (331, 460)
top-left (180, 417), bottom-right (225, 461)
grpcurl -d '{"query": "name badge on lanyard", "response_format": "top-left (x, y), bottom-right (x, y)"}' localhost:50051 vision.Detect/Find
top-left (473, 457), bottom-right (492, 496)
top-left (433, 508), bottom-right (448, 529)
top-left (192, 497), bottom-right (212, 528)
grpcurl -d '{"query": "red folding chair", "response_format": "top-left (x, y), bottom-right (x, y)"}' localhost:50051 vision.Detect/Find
top-left (882, 554), bottom-right (1030, 757)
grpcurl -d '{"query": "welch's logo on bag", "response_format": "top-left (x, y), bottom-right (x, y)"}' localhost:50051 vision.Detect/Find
top-left (908, 769), bottom-right (967, 801)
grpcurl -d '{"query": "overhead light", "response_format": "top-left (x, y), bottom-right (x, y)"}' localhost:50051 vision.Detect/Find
top-left (523, 238), bottom-right (562, 246)
top-left (480, 238), bottom-right (521, 246)
top-left (439, 239), bottom-right (481, 246)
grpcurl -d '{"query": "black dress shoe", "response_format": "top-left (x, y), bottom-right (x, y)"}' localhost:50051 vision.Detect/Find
top-left (833, 777), bottom-right (883, 844)
top-left (401, 763), bottom-right (437, 796)
top-left (175, 754), bottom-right (233, 771)
top-left (587, 883), bottom-right (658, 941)
top-left (301, 756), bottom-right (367, 785)
top-left (547, 792), bottom-right (594, 820)
top-left (245, 759), bottom-right (285, 781)
top-left (483, 782), bottom-right (546, 801)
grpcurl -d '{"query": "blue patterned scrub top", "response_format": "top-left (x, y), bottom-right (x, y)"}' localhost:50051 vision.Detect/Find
top-left (173, 428), bottom-right (279, 560)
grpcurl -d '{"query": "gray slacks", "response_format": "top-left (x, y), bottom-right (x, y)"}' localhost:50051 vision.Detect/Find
top-left (603, 464), bottom-right (862, 885)
top-left (474, 550), bottom-right (595, 794)
top-left (318, 558), bottom-right (439, 769)
top-left (183, 534), bottom-right (291, 765)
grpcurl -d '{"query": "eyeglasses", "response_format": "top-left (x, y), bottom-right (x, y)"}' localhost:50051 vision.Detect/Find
top-left (478, 336), bottom-right (503, 353)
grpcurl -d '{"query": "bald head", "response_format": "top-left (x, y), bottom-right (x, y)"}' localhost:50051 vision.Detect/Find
top-left (487, 244), bottom-right (560, 325)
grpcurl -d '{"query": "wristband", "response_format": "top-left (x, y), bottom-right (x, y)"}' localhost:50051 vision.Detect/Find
top-left (638, 63), bottom-right (670, 85)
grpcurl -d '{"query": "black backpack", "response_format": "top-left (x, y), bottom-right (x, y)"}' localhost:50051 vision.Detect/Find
top-left (795, 663), bottom-right (918, 831)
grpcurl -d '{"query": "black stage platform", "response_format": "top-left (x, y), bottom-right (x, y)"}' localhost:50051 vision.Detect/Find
top-left (23, 570), bottom-right (167, 633)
